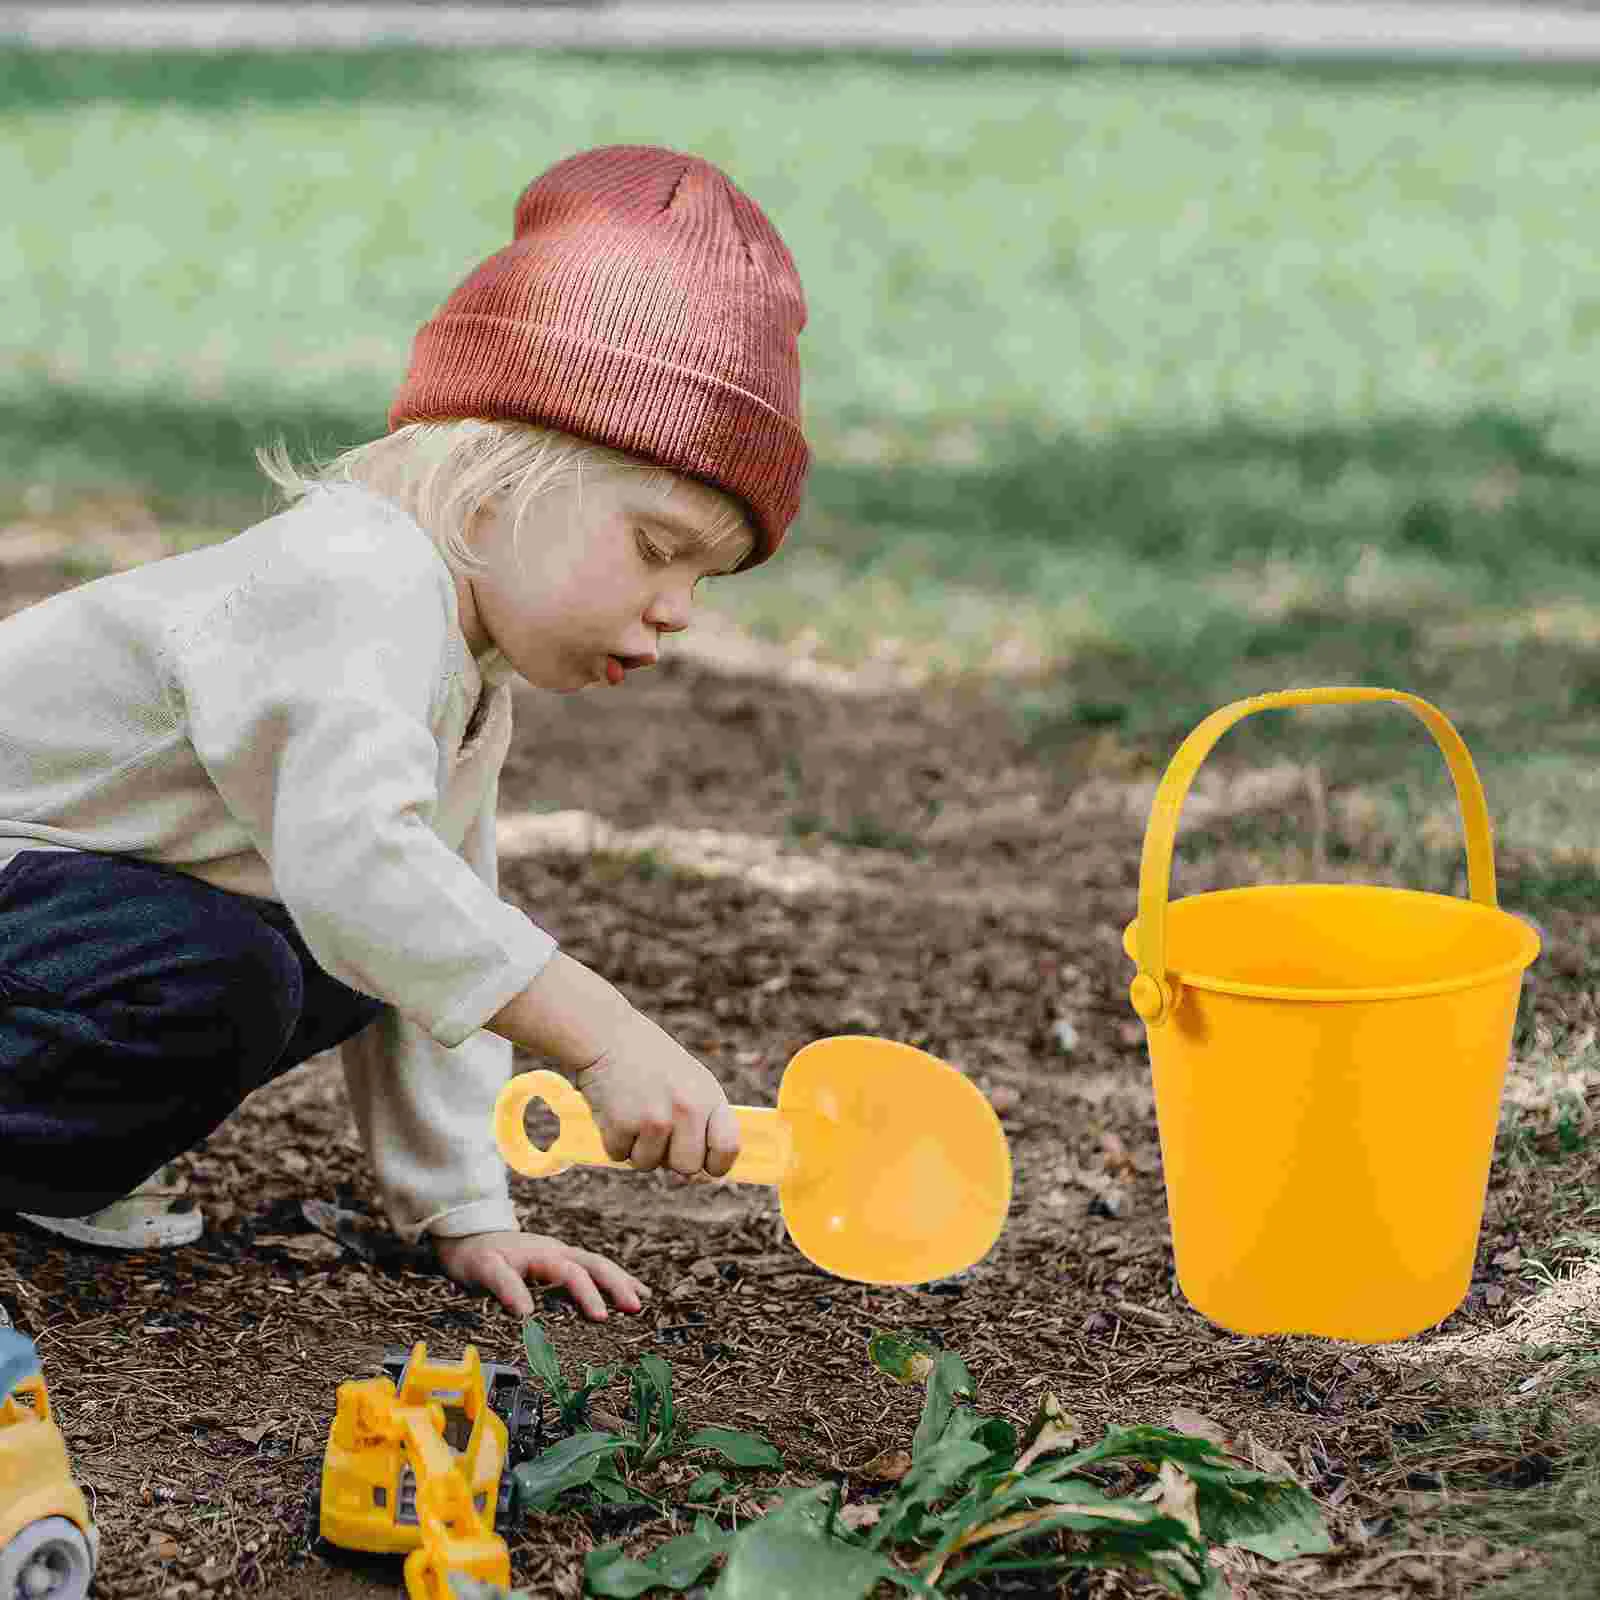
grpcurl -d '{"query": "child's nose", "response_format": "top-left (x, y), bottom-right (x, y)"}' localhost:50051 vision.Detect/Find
top-left (647, 588), bottom-right (694, 632)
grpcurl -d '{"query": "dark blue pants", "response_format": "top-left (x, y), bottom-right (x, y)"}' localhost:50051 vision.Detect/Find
top-left (0, 849), bottom-right (386, 1216)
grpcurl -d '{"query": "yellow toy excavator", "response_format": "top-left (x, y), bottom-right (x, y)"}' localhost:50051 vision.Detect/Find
top-left (1, 1329), bottom-right (99, 1600)
top-left (319, 1341), bottom-right (511, 1600)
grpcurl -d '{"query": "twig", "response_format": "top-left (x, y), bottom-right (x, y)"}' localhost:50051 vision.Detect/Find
top-left (1112, 1300), bottom-right (1177, 1329)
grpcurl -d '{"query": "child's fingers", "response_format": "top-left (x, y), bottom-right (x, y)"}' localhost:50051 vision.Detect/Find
top-left (476, 1251), bottom-right (536, 1319)
top-left (704, 1102), bottom-right (741, 1178)
top-left (536, 1254), bottom-right (610, 1321)
top-left (629, 1123), bottom-right (670, 1172)
top-left (571, 1251), bottom-right (648, 1313)
top-left (666, 1113), bottom-right (709, 1177)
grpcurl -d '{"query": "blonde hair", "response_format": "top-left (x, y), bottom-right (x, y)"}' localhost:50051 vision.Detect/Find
top-left (255, 419), bottom-right (755, 573)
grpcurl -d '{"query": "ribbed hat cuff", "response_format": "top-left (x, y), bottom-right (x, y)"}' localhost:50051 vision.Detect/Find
top-left (389, 316), bottom-right (808, 562)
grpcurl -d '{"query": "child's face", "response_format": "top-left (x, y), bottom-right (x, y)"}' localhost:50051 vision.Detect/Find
top-left (456, 472), bottom-right (751, 693)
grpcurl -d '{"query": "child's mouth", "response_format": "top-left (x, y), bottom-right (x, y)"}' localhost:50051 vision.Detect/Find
top-left (605, 652), bottom-right (656, 686)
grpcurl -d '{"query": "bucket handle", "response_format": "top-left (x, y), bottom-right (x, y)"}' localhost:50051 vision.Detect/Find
top-left (1131, 687), bottom-right (1498, 1027)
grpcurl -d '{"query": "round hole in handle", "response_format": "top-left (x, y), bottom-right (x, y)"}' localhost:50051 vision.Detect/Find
top-left (523, 1097), bottom-right (560, 1153)
top-left (494, 1070), bottom-right (577, 1178)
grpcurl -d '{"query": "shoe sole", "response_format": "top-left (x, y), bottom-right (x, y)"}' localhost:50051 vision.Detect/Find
top-left (17, 1209), bottom-right (205, 1250)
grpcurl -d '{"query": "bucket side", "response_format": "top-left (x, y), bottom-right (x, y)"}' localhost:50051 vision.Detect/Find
top-left (1147, 973), bottom-right (1527, 1342)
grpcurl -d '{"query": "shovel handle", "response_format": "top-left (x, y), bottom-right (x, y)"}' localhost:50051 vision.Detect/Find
top-left (494, 1070), bottom-right (795, 1185)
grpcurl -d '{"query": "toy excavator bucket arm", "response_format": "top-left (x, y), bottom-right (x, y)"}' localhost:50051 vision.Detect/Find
top-left (396, 1407), bottom-right (510, 1600)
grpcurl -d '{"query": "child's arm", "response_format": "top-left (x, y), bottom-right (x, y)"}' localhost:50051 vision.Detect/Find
top-left (341, 785), bottom-right (674, 1321)
top-left (484, 953), bottom-right (743, 1178)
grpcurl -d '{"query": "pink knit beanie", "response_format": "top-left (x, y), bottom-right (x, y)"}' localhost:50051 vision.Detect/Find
top-left (389, 144), bottom-right (809, 565)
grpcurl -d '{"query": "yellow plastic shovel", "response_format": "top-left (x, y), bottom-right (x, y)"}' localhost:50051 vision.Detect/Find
top-left (493, 1036), bottom-right (1012, 1285)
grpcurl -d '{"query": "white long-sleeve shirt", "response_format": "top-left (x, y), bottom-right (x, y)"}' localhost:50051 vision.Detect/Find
top-left (0, 481), bottom-right (559, 1239)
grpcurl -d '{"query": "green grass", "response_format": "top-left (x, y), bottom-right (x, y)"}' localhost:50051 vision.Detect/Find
top-left (6, 45), bottom-right (1600, 849)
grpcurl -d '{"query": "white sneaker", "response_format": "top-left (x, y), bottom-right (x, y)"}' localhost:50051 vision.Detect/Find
top-left (20, 1165), bottom-right (204, 1250)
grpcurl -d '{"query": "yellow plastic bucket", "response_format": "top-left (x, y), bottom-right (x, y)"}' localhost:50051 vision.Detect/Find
top-left (1123, 687), bottom-right (1540, 1343)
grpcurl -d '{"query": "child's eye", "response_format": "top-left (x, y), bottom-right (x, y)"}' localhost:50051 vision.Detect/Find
top-left (635, 530), bottom-right (672, 565)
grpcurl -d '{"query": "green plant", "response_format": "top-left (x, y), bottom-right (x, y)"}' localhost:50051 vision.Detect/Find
top-left (510, 1319), bottom-right (782, 1519)
top-left (521, 1320), bottom-right (623, 1434)
top-left (479, 1328), bottom-right (1331, 1598)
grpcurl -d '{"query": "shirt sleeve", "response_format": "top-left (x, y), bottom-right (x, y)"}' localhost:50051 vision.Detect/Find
top-left (338, 768), bottom-right (525, 1240)
top-left (166, 536), bottom-right (555, 1046)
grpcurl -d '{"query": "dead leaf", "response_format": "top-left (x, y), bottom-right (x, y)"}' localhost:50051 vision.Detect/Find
top-left (148, 1535), bottom-right (180, 1560)
top-left (1014, 1392), bottom-right (1083, 1474)
top-left (254, 1233), bottom-right (341, 1264)
top-left (837, 1503), bottom-right (882, 1531)
top-left (962, 1501), bottom-right (1145, 1546)
top-left (923, 1500), bottom-right (1150, 1588)
top-left (859, 1448), bottom-right (913, 1483)
top-left (300, 1199), bottom-right (431, 1268)
top-left (1100, 1130), bottom-right (1138, 1179)
top-left (1169, 1406), bottom-right (1233, 1452)
top-left (1246, 1434), bottom-right (1299, 1481)
top-left (1143, 1460), bottom-right (1201, 1540)
top-left (229, 1422), bottom-right (274, 1447)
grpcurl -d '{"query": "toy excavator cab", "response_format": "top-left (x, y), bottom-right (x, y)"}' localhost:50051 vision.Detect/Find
top-left (379, 1345), bottom-right (541, 1523)
top-left (0, 1329), bottom-right (99, 1600)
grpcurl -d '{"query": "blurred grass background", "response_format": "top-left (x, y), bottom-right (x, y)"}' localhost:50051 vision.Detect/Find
top-left (4, 45), bottom-right (1600, 869)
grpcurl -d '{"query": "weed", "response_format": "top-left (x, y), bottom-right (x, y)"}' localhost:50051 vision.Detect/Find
top-left (474, 1327), bottom-right (1328, 1598)
top-left (509, 1319), bottom-right (781, 1521)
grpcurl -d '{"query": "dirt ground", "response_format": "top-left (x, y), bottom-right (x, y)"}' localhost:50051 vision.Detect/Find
top-left (2, 542), bottom-right (1597, 1600)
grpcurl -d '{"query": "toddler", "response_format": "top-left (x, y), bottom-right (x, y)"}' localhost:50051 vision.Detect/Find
top-left (0, 145), bottom-right (808, 1322)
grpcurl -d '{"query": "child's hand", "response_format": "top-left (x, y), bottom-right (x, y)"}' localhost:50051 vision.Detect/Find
top-left (576, 1009), bottom-right (742, 1177)
top-left (487, 952), bottom-right (741, 1176)
top-left (434, 1228), bottom-right (652, 1321)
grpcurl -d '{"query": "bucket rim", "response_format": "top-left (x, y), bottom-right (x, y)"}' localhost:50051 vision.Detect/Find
top-left (1121, 882), bottom-right (1541, 1004)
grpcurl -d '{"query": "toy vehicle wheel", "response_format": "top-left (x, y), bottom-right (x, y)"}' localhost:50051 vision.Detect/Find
top-left (0, 1516), bottom-right (95, 1600)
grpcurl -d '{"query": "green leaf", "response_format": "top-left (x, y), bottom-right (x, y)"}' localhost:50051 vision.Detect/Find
top-left (1051, 1425), bottom-right (1333, 1560)
top-left (588, 1464), bottom-right (655, 1509)
top-left (710, 1488), bottom-right (929, 1599)
top-left (686, 1471), bottom-right (729, 1503)
top-left (586, 1522), bottom-right (730, 1597)
top-left (867, 1331), bottom-right (941, 1385)
top-left (870, 1435), bottom-right (993, 1549)
top-left (511, 1431), bottom-right (633, 1512)
top-left (677, 1427), bottom-right (784, 1469)
top-left (912, 1351), bottom-right (976, 1460)
top-left (942, 1505), bottom-right (1217, 1599)
top-left (1185, 1465), bottom-right (1333, 1560)
top-left (631, 1353), bottom-right (677, 1461)
top-left (637, 1352), bottom-right (676, 1440)
top-left (569, 1362), bottom-right (624, 1424)
top-left (521, 1318), bottom-right (572, 1411)
top-left (972, 1416), bottom-right (1018, 1463)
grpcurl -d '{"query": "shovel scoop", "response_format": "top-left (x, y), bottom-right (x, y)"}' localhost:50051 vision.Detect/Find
top-left (493, 1036), bottom-right (1012, 1285)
